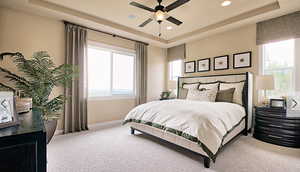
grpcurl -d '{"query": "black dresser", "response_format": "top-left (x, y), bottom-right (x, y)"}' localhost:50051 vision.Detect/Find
top-left (254, 106), bottom-right (300, 148)
top-left (0, 110), bottom-right (46, 172)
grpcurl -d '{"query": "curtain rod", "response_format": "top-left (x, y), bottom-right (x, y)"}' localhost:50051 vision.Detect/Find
top-left (63, 21), bottom-right (149, 46)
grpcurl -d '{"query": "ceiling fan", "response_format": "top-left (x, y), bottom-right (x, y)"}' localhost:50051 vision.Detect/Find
top-left (129, 0), bottom-right (190, 36)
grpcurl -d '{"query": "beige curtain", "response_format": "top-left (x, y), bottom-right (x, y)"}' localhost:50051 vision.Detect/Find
top-left (64, 23), bottom-right (88, 133)
top-left (257, 11), bottom-right (300, 45)
top-left (135, 42), bottom-right (148, 105)
top-left (167, 44), bottom-right (186, 61)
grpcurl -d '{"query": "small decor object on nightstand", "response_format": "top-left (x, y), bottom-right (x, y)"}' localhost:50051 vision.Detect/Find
top-left (213, 55), bottom-right (229, 70)
top-left (197, 58), bottom-right (210, 72)
top-left (270, 99), bottom-right (286, 109)
top-left (233, 51), bottom-right (252, 69)
top-left (160, 91), bottom-right (171, 100)
top-left (0, 91), bottom-right (19, 129)
top-left (184, 61), bottom-right (196, 73)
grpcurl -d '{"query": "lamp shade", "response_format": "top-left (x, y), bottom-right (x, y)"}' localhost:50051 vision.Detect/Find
top-left (168, 80), bottom-right (177, 90)
top-left (256, 75), bottom-right (275, 90)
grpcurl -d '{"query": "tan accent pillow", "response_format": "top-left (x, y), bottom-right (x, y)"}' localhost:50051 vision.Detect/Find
top-left (219, 82), bottom-right (245, 105)
top-left (186, 89), bottom-right (217, 102)
top-left (216, 88), bottom-right (235, 103)
top-left (178, 88), bottom-right (189, 99)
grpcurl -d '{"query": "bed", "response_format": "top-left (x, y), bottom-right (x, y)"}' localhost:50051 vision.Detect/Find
top-left (123, 72), bottom-right (253, 168)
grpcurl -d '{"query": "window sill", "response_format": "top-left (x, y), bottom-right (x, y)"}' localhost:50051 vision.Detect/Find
top-left (88, 96), bottom-right (136, 101)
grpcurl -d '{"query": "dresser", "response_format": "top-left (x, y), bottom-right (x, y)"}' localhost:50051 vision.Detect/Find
top-left (0, 111), bottom-right (46, 172)
top-left (254, 106), bottom-right (300, 148)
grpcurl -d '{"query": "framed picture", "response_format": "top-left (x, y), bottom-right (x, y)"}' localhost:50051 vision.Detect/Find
top-left (197, 58), bottom-right (210, 72)
top-left (184, 61), bottom-right (196, 73)
top-left (233, 51), bottom-right (252, 69)
top-left (0, 92), bottom-right (19, 129)
top-left (213, 55), bottom-right (229, 71)
top-left (270, 99), bottom-right (286, 109)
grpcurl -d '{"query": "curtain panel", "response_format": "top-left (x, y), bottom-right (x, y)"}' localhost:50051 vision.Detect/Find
top-left (135, 42), bottom-right (148, 105)
top-left (64, 23), bottom-right (88, 133)
top-left (167, 44), bottom-right (186, 61)
top-left (257, 11), bottom-right (300, 45)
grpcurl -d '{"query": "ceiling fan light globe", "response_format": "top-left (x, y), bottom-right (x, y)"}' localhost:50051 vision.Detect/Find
top-left (155, 10), bottom-right (166, 21)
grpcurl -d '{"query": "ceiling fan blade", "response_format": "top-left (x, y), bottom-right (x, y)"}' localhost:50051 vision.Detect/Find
top-left (139, 18), bottom-right (153, 27)
top-left (130, 2), bottom-right (155, 12)
top-left (165, 0), bottom-right (190, 12)
top-left (166, 16), bottom-right (183, 25)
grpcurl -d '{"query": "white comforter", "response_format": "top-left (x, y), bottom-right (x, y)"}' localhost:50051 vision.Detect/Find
top-left (124, 99), bottom-right (246, 158)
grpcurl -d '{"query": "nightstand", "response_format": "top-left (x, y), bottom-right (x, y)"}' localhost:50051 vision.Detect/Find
top-left (254, 106), bottom-right (300, 148)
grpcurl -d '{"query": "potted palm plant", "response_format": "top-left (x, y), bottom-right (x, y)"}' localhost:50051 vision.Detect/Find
top-left (0, 51), bottom-right (76, 143)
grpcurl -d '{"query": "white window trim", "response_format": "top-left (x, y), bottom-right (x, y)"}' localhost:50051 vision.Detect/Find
top-left (87, 41), bottom-right (136, 100)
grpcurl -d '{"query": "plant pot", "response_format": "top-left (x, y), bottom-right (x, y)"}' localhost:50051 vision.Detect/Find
top-left (44, 120), bottom-right (58, 144)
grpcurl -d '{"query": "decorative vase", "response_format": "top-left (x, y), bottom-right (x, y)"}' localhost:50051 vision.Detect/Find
top-left (44, 119), bottom-right (58, 144)
top-left (32, 107), bottom-right (58, 144)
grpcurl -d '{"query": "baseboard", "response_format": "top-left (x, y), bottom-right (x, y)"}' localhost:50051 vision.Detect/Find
top-left (89, 120), bottom-right (123, 130)
top-left (54, 120), bottom-right (123, 136)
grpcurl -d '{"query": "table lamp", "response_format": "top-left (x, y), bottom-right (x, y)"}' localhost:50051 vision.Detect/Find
top-left (168, 80), bottom-right (177, 98)
top-left (256, 75), bottom-right (274, 105)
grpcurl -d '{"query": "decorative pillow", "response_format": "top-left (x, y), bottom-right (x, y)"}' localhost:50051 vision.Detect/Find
top-left (178, 88), bottom-right (189, 99)
top-left (216, 88), bottom-right (235, 103)
top-left (182, 82), bottom-right (200, 90)
top-left (219, 81), bottom-right (245, 105)
top-left (186, 89), bottom-right (217, 102)
top-left (199, 82), bottom-right (219, 91)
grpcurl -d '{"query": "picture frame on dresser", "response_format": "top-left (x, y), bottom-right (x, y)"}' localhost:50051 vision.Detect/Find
top-left (0, 91), bottom-right (20, 129)
top-left (197, 58), bottom-right (210, 72)
top-left (184, 61), bottom-right (196, 73)
top-left (233, 51), bottom-right (252, 69)
top-left (213, 55), bottom-right (229, 71)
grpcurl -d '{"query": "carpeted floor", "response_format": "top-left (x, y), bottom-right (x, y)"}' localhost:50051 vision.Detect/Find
top-left (47, 123), bottom-right (300, 172)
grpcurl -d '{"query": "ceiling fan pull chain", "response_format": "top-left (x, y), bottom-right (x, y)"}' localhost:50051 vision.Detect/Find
top-left (159, 23), bottom-right (162, 37)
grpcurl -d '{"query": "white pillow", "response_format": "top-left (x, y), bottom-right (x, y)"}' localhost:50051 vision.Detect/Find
top-left (182, 82), bottom-right (200, 90)
top-left (186, 89), bottom-right (217, 102)
top-left (219, 82), bottom-right (245, 105)
top-left (199, 82), bottom-right (219, 91)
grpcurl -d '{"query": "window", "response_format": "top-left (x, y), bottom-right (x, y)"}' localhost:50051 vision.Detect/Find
top-left (262, 39), bottom-right (295, 98)
top-left (88, 43), bottom-right (135, 98)
top-left (169, 60), bottom-right (182, 81)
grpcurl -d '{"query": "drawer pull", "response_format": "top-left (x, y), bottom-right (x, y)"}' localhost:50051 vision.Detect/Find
top-left (268, 135), bottom-right (282, 139)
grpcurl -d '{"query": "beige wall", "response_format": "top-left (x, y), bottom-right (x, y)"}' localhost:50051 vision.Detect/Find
top-left (0, 7), bottom-right (167, 126)
top-left (0, 7), bottom-right (65, 127)
top-left (147, 46), bottom-right (167, 102)
top-left (184, 24), bottom-right (259, 103)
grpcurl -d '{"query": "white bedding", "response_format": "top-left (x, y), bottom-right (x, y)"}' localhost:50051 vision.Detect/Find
top-left (124, 99), bottom-right (246, 160)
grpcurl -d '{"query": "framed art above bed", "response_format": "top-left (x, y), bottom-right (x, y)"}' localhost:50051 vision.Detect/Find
top-left (197, 58), bottom-right (210, 72)
top-left (184, 61), bottom-right (196, 73)
top-left (213, 55), bottom-right (229, 71)
top-left (233, 51), bottom-right (252, 69)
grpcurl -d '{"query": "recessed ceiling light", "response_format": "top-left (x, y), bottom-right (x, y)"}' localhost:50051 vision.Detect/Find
top-left (221, 0), bottom-right (232, 7)
top-left (166, 26), bottom-right (173, 30)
